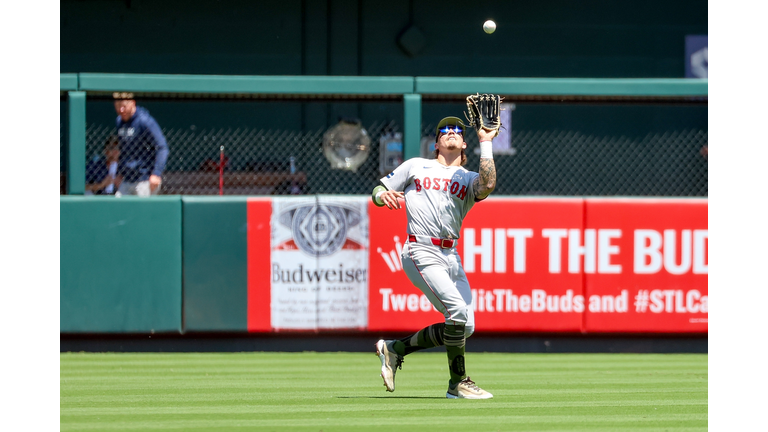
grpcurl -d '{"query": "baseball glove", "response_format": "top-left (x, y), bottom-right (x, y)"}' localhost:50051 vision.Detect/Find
top-left (464, 94), bottom-right (502, 136)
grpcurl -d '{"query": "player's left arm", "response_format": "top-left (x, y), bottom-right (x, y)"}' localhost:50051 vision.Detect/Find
top-left (473, 128), bottom-right (496, 199)
top-left (145, 116), bottom-right (169, 178)
top-left (143, 116), bottom-right (168, 191)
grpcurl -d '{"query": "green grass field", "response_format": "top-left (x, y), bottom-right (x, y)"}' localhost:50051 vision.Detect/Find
top-left (60, 352), bottom-right (707, 431)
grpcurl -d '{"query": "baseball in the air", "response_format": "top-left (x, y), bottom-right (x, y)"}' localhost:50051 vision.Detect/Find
top-left (483, 20), bottom-right (496, 34)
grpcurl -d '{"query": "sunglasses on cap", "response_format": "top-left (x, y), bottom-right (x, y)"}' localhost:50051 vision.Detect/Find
top-left (438, 125), bottom-right (464, 134)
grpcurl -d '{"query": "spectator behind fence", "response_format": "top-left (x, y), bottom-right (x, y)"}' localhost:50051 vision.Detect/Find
top-left (85, 136), bottom-right (122, 195)
top-left (113, 92), bottom-right (169, 197)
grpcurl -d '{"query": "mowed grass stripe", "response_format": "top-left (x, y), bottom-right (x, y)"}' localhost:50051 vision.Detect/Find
top-left (61, 414), bottom-right (706, 430)
top-left (61, 390), bottom-right (705, 406)
top-left (62, 398), bottom-right (707, 416)
top-left (61, 352), bottom-right (706, 432)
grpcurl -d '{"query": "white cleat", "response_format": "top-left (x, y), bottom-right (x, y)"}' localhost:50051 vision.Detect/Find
top-left (375, 339), bottom-right (403, 392)
top-left (446, 376), bottom-right (493, 399)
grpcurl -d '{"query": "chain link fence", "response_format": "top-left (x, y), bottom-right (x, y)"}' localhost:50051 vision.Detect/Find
top-left (483, 128), bottom-right (708, 196)
top-left (84, 120), bottom-right (402, 196)
top-left (66, 103), bottom-right (708, 197)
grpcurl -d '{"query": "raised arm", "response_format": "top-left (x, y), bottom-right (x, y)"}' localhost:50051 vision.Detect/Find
top-left (473, 128), bottom-right (496, 199)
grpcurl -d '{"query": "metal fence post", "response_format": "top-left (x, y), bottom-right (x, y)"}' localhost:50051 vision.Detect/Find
top-left (403, 93), bottom-right (421, 160)
top-left (67, 91), bottom-right (86, 195)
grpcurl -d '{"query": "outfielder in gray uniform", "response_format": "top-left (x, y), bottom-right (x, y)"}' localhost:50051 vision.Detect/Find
top-left (372, 116), bottom-right (497, 399)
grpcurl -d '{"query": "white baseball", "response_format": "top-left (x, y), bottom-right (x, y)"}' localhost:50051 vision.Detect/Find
top-left (483, 20), bottom-right (496, 34)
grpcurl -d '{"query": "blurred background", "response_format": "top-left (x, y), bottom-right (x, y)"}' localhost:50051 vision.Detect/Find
top-left (60, 0), bottom-right (707, 197)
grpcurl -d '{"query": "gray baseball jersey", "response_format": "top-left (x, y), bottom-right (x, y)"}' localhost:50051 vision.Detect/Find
top-left (380, 157), bottom-right (482, 240)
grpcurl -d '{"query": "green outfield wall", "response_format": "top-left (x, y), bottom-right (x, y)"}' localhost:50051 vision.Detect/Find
top-left (60, 196), bottom-right (708, 335)
top-left (60, 197), bottom-right (252, 334)
top-left (60, 197), bottom-right (183, 333)
top-left (182, 198), bottom-right (249, 332)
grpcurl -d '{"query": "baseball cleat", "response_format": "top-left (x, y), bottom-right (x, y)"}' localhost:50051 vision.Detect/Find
top-left (375, 339), bottom-right (404, 392)
top-left (446, 376), bottom-right (493, 399)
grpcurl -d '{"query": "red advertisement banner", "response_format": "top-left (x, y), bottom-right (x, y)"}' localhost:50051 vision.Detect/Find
top-left (247, 198), bottom-right (272, 332)
top-left (583, 199), bottom-right (708, 333)
top-left (368, 197), bottom-right (707, 334)
top-left (368, 198), bottom-right (587, 333)
top-left (250, 197), bottom-right (707, 334)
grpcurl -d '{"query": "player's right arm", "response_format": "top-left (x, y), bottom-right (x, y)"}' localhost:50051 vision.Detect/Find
top-left (373, 186), bottom-right (405, 210)
top-left (374, 159), bottom-right (415, 210)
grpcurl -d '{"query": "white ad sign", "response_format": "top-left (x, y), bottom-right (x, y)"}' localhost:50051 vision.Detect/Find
top-left (270, 197), bottom-right (369, 330)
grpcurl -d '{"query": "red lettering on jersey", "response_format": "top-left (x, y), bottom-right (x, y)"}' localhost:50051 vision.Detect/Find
top-left (443, 178), bottom-right (451, 191)
top-left (457, 185), bottom-right (468, 200)
top-left (423, 177), bottom-right (431, 189)
top-left (414, 178), bottom-right (422, 192)
top-left (432, 177), bottom-right (441, 190)
top-left (450, 181), bottom-right (460, 194)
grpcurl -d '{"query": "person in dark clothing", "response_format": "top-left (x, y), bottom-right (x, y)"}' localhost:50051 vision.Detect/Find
top-left (85, 136), bottom-right (122, 195)
top-left (113, 92), bottom-right (169, 196)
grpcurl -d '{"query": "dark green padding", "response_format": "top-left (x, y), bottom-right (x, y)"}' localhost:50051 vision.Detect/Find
top-left (182, 197), bottom-right (248, 332)
top-left (60, 197), bottom-right (182, 333)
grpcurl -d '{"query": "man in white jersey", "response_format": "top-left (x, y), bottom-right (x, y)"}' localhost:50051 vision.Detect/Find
top-left (371, 116), bottom-right (497, 399)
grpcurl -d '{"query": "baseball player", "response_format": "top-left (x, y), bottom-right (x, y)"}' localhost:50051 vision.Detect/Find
top-left (371, 99), bottom-right (499, 399)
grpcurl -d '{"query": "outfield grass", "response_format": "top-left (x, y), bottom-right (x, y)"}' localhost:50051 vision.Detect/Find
top-left (60, 352), bottom-right (707, 431)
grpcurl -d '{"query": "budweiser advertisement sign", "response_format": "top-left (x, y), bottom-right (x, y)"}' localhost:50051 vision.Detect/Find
top-left (248, 197), bottom-right (369, 332)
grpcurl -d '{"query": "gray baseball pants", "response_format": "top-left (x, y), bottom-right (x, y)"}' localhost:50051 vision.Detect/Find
top-left (401, 239), bottom-right (475, 337)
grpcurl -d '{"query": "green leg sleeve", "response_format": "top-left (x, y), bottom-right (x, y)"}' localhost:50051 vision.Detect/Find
top-left (392, 323), bottom-right (445, 357)
top-left (444, 324), bottom-right (466, 385)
